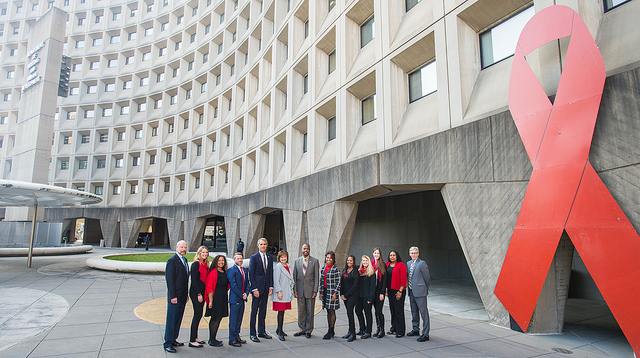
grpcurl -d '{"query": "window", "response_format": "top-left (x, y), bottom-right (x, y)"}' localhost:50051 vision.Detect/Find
top-left (479, 6), bottom-right (534, 69)
top-left (9, 48), bottom-right (17, 56)
top-left (170, 95), bottom-right (177, 104)
top-left (92, 38), bottom-right (103, 46)
top-left (185, 89), bottom-right (192, 99)
top-left (190, 33), bottom-right (196, 43)
top-left (102, 108), bottom-right (113, 116)
top-left (87, 85), bottom-right (97, 94)
top-left (154, 99), bottom-right (162, 109)
top-left (205, 24), bottom-right (211, 34)
top-left (128, 32), bottom-right (137, 41)
top-left (112, 12), bottom-right (121, 21)
top-left (605, 0), bottom-right (632, 11)
top-left (148, 183), bottom-right (154, 193)
top-left (161, 21), bottom-right (169, 31)
top-left (177, 15), bottom-right (184, 24)
top-left (131, 8), bottom-right (138, 16)
top-left (304, 19), bottom-right (309, 38)
top-left (142, 52), bottom-right (151, 61)
top-left (105, 83), bottom-right (116, 92)
top-left (179, 179), bottom-right (185, 191)
top-left (183, 119), bottom-right (189, 129)
top-left (130, 184), bottom-right (138, 194)
top-left (107, 59), bottom-right (118, 67)
top-left (78, 18), bottom-right (86, 26)
top-left (125, 56), bottom-right (134, 65)
top-left (195, 177), bottom-right (200, 189)
top-left (216, 74), bottom-right (221, 85)
top-left (0, 116), bottom-right (7, 124)
top-left (3, 93), bottom-right (11, 102)
top-left (409, 61), bottom-right (437, 102)
top-left (89, 61), bottom-right (100, 70)
top-left (192, 6), bottom-right (198, 15)
top-left (81, 135), bottom-right (90, 143)
top-left (328, 0), bottom-right (336, 12)
top-left (110, 35), bottom-right (120, 44)
top-left (197, 144), bottom-right (202, 156)
top-left (149, 154), bottom-right (156, 164)
top-left (175, 40), bottom-right (182, 50)
top-left (97, 159), bottom-right (106, 168)
top-left (72, 63), bottom-right (82, 72)
top-left (123, 80), bottom-right (132, 89)
top-left (95, 15), bottom-right (103, 23)
top-left (137, 102), bottom-right (147, 112)
top-left (173, 67), bottom-right (180, 77)
top-left (201, 82), bottom-right (207, 93)
top-left (361, 95), bottom-right (377, 125)
top-left (147, 2), bottom-right (154, 12)
top-left (303, 74), bottom-right (308, 94)
top-left (181, 149), bottom-right (187, 159)
top-left (230, 64), bottom-right (235, 75)
top-left (328, 50), bottom-right (336, 74)
top-left (203, 52), bottom-right (209, 63)
top-left (360, 16), bottom-right (374, 48)
top-left (6, 71), bottom-right (15, 79)
top-left (121, 104), bottom-right (130, 114)
top-left (220, 12), bottom-right (225, 23)
top-left (113, 184), bottom-right (121, 195)
top-left (328, 116), bottom-right (336, 141)
top-left (166, 151), bottom-right (172, 162)
top-left (99, 133), bottom-right (108, 142)
top-left (140, 77), bottom-right (149, 86)
top-left (406, 0), bottom-right (421, 11)
top-left (78, 160), bottom-right (88, 169)
top-left (134, 129), bottom-right (142, 139)
top-left (212, 140), bottom-right (217, 151)
top-left (84, 109), bottom-right (95, 118)
top-left (188, 60), bottom-right (194, 71)
top-left (63, 135), bottom-right (72, 144)
top-left (159, 47), bottom-right (167, 56)
top-left (198, 113), bottom-right (204, 124)
top-left (114, 158), bottom-right (123, 168)
top-left (168, 123), bottom-right (174, 133)
top-left (164, 181), bottom-right (170, 192)
top-left (132, 156), bottom-right (140, 166)
top-left (232, 32), bottom-right (236, 42)
top-left (144, 27), bottom-right (153, 37)
top-left (60, 161), bottom-right (69, 170)
top-left (12, 26), bottom-right (19, 35)
top-left (94, 185), bottom-right (103, 195)
top-left (75, 40), bottom-right (85, 48)
top-left (157, 72), bottom-right (165, 82)
top-left (151, 127), bottom-right (158, 136)
top-left (117, 131), bottom-right (125, 141)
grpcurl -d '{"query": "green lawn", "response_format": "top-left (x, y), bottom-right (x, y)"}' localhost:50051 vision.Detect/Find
top-left (105, 253), bottom-right (196, 262)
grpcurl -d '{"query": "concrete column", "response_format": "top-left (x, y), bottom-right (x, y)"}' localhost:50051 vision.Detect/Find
top-left (282, 209), bottom-right (305, 258)
top-left (99, 219), bottom-right (120, 247)
top-left (184, 217), bottom-right (206, 251)
top-left (307, 201), bottom-right (358, 265)
top-left (120, 219), bottom-right (143, 248)
top-left (224, 216), bottom-right (239, 256)
top-left (166, 219), bottom-right (183, 250)
top-left (441, 182), bottom-right (527, 328)
top-left (241, 213), bottom-right (265, 256)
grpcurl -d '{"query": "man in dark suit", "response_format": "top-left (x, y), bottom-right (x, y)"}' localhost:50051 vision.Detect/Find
top-left (248, 237), bottom-right (274, 342)
top-left (406, 246), bottom-right (431, 342)
top-left (163, 240), bottom-right (189, 353)
top-left (228, 251), bottom-right (250, 347)
top-left (293, 243), bottom-right (319, 338)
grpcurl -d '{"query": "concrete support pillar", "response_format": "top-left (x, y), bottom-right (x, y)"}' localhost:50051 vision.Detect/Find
top-left (282, 209), bottom-right (305, 258)
top-left (241, 213), bottom-right (265, 256)
top-left (166, 219), bottom-right (183, 250)
top-left (441, 182), bottom-right (527, 328)
top-left (224, 216), bottom-right (239, 256)
top-left (184, 217), bottom-right (206, 251)
top-left (307, 201), bottom-right (358, 265)
top-left (100, 219), bottom-right (120, 247)
top-left (120, 219), bottom-right (144, 248)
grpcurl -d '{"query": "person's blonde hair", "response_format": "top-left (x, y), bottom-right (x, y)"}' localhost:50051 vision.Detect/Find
top-left (193, 245), bottom-right (210, 263)
top-left (359, 255), bottom-right (375, 277)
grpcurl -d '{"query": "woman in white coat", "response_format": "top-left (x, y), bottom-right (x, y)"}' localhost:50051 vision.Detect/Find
top-left (272, 249), bottom-right (295, 341)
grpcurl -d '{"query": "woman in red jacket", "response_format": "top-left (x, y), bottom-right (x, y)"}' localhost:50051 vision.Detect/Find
top-left (204, 254), bottom-right (229, 347)
top-left (386, 250), bottom-right (407, 337)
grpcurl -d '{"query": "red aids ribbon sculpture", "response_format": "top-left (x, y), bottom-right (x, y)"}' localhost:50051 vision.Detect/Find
top-left (494, 5), bottom-right (640, 354)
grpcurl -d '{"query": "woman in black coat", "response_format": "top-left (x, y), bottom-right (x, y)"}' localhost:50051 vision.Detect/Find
top-left (372, 247), bottom-right (388, 338)
top-left (355, 255), bottom-right (376, 339)
top-left (340, 255), bottom-right (359, 342)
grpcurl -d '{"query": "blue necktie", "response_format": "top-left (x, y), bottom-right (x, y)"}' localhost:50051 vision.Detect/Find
top-left (181, 256), bottom-right (188, 275)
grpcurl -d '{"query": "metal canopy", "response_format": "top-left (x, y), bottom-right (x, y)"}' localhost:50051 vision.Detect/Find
top-left (0, 180), bottom-right (101, 207)
top-left (0, 180), bottom-right (102, 268)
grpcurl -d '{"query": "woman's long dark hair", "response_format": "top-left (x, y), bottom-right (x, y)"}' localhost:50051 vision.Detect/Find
top-left (388, 250), bottom-right (402, 264)
top-left (373, 247), bottom-right (386, 275)
top-left (210, 254), bottom-right (228, 273)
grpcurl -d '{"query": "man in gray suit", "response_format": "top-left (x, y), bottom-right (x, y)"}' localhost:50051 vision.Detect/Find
top-left (406, 246), bottom-right (430, 342)
top-left (292, 243), bottom-right (319, 338)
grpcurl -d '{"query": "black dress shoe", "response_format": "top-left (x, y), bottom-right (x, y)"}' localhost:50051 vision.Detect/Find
top-left (164, 346), bottom-right (176, 353)
top-left (347, 334), bottom-right (356, 342)
top-left (417, 335), bottom-right (430, 342)
top-left (258, 332), bottom-right (272, 339)
top-left (356, 330), bottom-right (364, 336)
top-left (395, 333), bottom-right (405, 338)
top-left (229, 340), bottom-right (241, 347)
top-left (188, 342), bottom-right (203, 348)
top-left (208, 340), bottom-right (223, 347)
top-left (377, 331), bottom-right (385, 338)
top-left (361, 333), bottom-right (371, 339)
top-left (293, 331), bottom-right (304, 337)
top-left (407, 330), bottom-right (420, 337)
top-left (305, 333), bottom-right (311, 339)
top-left (341, 332), bottom-right (351, 339)
top-left (172, 341), bottom-right (185, 347)
top-left (278, 333), bottom-right (285, 341)
top-left (250, 335), bottom-right (260, 342)
top-left (237, 338), bottom-right (247, 344)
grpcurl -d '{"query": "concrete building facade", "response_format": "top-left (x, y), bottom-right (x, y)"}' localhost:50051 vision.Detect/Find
top-left (1, 0), bottom-right (639, 338)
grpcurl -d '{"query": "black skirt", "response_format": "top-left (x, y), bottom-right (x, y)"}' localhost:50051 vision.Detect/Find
top-left (205, 272), bottom-right (229, 319)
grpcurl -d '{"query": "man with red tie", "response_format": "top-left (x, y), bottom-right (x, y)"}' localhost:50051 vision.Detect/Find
top-left (249, 238), bottom-right (274, 342)
top-left (228, 252), bottom-right (250, 347)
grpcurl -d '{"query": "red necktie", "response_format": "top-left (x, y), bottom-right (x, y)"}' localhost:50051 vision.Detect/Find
top-left (239, 265), bottom-right (245, 293)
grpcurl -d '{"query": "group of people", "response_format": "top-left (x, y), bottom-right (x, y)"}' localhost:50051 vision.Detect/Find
top-left (162, 239), bottom-right (431, 353)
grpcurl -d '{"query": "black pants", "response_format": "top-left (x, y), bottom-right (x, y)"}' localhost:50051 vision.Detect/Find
top-left (344, 296), bottom-right (357, 334)
top-left (388, 289), bottom-right (406, 335)
top-left (250, 291), bottom-right (268, 336)
top-left (209, 316), bottom-right (222, 342)
top-left (189, 294), bottom-right (204, 342)
top-left (355, 297), bottom-right (373, 334)
top-left (374, 293), bottom-right (385, 331)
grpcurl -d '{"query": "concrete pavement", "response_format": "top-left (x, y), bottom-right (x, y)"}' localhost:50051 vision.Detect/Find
top-left (0, 248), bottom-right (633, 357)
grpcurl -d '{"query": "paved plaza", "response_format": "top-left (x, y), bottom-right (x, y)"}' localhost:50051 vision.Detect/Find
top-left (0, 248), bottom-right (633, 357)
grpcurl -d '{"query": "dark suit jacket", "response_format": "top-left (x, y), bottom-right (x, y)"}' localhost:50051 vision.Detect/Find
top-left (340, 268), bottom-right (359, 298)
top-left (249, 252), bottom-right (273, 294)
top-left (228, 264), bottom-right (250, 304)
top-left (165, 253), bottom-right (189, 302)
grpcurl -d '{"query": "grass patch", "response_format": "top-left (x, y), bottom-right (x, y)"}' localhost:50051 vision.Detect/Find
top-left (105, 253), bottom-right (196, 262)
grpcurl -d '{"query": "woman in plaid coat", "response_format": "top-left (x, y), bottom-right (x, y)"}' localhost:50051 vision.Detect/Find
top-left (319, 250), bottom-right (341, 339)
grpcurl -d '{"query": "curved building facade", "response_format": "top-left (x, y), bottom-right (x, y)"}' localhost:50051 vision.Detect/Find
top-left (1, 0), bottom-right (639, 338)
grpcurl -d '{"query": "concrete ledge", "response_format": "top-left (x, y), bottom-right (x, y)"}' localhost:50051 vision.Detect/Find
top-left (86, 255), bottom-right (166, 274)
top-left (0, 245), bottom-right (93, 257)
